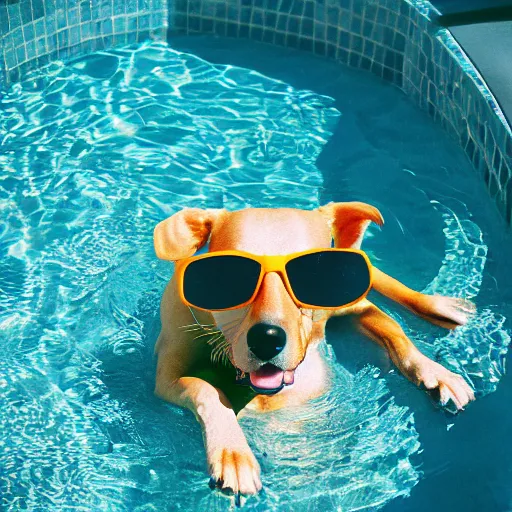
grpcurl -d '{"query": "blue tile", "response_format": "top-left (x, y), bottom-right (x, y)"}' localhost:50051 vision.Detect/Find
top-left (215, 3), bottom-right (227, 18)
top-left (275, 31), bottom-right (286, 46)
top-left (304, 1), bottom-right (314, 19)
top-left (301, 18), bottom-right (313, 37)
top-left (326, 6), bottom-right (339, 26)
top-left (339, 31), bottom-right (350, 50)
top-left (91, 3), bottom-right (101, 19)
top-left (57, 29), bottom-right (70, 48)
top-left (34, 19), bottom-right (45, 36)
top-left (36, 37), bottom-right (46, 55)
top-left (364, 40), bottom-right (374, 58)
top-left (0, 6), bottom-right (10, 33)
top-left (138, 15), bottom-right (149, 30)
top-left (277, 14), bottom-right (287, 31)
top-left (314, 22), bottom-right (325, 40)
top-left (114, 17), bottom-right (127, 32)
top-left (395, 32), bottom-right (405, 52)
top-left (351, 15), bottom-right (361, 34)
top-left (33, 0), bottom-right (45, 20)
top-left (299, 36), bottom-right (313, 52)
top-left (16, 45), bottom-right (27, 64)
top-left (352, 34), bottom-right (363, 52)
top-left (262, 28), bottom-right (274, 43)
top-left (202, 17), bottom-right (213, 32)
top-left (12, 27), bottom-right (24, 47)
top-left (20, 1), bottom-right (34, 25)
top-left (240, 7), bottom-right (251, 24)
top-left (227, 5), bottom-right (240, 20)
top-left (101, 3), bottom-right (113, 18)
top-left (349, 52), bottom-right (361, 67)
top-left (68, 7), bottom-right (79, 25)
top-left (340, 10), bottom-right (351, 30)
top-left (239, 24), bottom-right (249, 38)
top-left (250, 26), bottom-right (263, 41)
top-left (114, 2), bottom-right (126, 15)
top-left (80, 1), bottom-right (91, 22)
top-left (290, 0), bottom-right (304, 16)
top-left (57, 8), bottom-right (67, 29)
top-left (279, 0), bottom-right (293, 13)
top-left (252, 9), bottom-right (263, 27)
top-left (327, 25), bottom-right (337, 44)
top-left (286, 33), bottom-right (298, 48)
top-left (5, 48), bottom-right (17, 69)
top-left (288, 16), bottom-right (299, 34)
top-left (70, 26), bottom-right (80, 44)
top-left (23, 22), bottom-right (35, 42)
top-left (47, 32), bottom-right (57, 51)
top-left (81, 22), bottom-right (92, 39)
top-left (127, 16), bottom-right (138, 31)
top-left (26, 40), bottom-right (36, 60)
top-left (227, 21), bottom-right (238, 37)
top-left (8, 4), bottom-right (22, 31)
top-left (265, 11), bottom-right (277, 28)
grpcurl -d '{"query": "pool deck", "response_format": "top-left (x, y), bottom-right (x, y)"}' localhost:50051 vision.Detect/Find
top-left (449, 21), bottom-right (512, 127)
top-left (436, 5), bottom-right (512, 128)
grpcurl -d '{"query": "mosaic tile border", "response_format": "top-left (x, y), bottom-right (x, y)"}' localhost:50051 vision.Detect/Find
top-left (0, 0), bottom-right (168, 83)
top-left (0, 0), bottom-right (511, 225)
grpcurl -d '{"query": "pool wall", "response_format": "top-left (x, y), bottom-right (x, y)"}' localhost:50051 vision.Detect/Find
top-left (1, 0), bottom-right (511, 225)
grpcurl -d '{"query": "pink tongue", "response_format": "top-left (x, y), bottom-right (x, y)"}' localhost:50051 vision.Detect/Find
top-left (250, 364), bottom-right (284, 389)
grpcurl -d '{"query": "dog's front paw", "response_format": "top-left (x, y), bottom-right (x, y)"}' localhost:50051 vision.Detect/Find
top-left (205, 423), bottom-right (262, 500)
top-left (410, 294), bottom-right (476, 329)
top-left (401, 352), bottom-right (475, 411)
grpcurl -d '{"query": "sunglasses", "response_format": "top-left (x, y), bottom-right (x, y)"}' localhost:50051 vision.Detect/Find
top-left (175, 248), bottom-right (373, 312)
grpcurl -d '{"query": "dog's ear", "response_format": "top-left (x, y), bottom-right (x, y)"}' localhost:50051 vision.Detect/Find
top-left (318, 202), bottom-right (384, 249)
top-left (154, 208), bottom-right (227, 261)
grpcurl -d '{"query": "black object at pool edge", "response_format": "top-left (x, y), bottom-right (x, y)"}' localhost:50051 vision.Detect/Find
top-left (437, 5), bottom-right (512, 27)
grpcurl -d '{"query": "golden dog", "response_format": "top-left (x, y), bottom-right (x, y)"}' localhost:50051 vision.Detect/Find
top-left (153, 202), bottom-right (475, 500)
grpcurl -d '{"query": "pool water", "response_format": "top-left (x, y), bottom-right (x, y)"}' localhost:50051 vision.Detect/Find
top-left (1, 37), bottom-right (511, 511)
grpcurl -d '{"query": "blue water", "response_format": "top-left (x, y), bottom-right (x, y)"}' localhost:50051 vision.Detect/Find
top-left (1, 37), bottom-right (511, 511)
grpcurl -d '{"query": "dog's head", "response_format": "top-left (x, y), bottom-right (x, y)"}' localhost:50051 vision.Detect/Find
top-left (154, 203), bottom-right (383, 394)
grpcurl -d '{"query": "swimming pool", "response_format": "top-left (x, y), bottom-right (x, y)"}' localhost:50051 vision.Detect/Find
top-left (1, 36), bottom-right (511, 511)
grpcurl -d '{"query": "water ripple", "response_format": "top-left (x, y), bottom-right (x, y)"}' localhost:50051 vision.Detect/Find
top-left (0, 40), bottom-right (507, 511)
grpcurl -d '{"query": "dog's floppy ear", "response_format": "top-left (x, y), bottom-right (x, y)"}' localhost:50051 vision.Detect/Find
top-left (154, 208), bottom-right (227, 261)
top-left (318, 202), bottom-right (384, 249)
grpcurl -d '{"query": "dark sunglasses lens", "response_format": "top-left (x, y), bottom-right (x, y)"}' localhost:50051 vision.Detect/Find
top-left (183, 255), bottom-right (261, 310)
top-left (285, 251), bottom-right (370, 307)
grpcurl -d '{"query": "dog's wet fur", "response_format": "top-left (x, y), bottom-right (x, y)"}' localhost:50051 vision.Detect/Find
top-left (154, 203), bottom-right (475, 499)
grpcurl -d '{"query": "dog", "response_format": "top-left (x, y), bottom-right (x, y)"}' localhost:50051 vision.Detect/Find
top-left (153, 202), bottom-right (475, 501)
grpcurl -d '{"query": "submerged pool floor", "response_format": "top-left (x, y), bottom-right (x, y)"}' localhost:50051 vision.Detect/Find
top-left (1, 37), bottom-right (511, 511)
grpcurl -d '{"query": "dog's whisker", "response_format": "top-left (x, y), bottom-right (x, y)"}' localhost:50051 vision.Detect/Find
top-left (193, 331), bottom-right (221, 340)
top-left (206, 333), bottom-right (225, 346)
top-left (180, 322), bottom-right (218, 331)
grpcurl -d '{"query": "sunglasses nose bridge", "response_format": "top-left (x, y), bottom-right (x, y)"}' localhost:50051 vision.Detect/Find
top-left (260, 255), bottom-right (286, 274)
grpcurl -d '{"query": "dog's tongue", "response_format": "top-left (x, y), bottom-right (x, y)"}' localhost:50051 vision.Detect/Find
top-left (250, 364), bottom-right (284, 390)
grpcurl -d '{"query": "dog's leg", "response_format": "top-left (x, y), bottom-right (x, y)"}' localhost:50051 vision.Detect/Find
top-left (155, 351), bottom-right (262, 497)
top-left (355, 300), bottom-right (475, 409)
top-left (372, 267), bottom-right (476, 329)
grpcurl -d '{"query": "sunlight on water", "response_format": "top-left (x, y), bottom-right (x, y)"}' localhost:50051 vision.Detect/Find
top-left (0, 40), bottom-right (509, 511)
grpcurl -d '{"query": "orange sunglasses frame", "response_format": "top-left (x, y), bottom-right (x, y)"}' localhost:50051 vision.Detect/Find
top-left (175, 248), bottom-right (373, 312)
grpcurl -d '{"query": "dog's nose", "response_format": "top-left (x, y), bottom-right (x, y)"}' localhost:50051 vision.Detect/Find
top-left (247, 323), bottom-right (287, 361)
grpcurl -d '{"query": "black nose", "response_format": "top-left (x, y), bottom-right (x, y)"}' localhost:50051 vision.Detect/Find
top-left (247, 323), bottom-right (287, 361)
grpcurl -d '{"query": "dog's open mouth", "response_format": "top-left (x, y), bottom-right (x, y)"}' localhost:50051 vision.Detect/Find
top-left (238, 364), bottom-right (295, 395)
